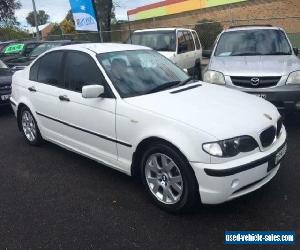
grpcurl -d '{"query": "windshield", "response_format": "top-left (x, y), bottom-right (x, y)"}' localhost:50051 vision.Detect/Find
top-left (30, 42), bottom-right (64, 57)
top-left (215, 29), bottom-right (292, 56)
top-left (129, 31), bottom-right (176, 51)
top-left (97, 50), bottom-right (189, 98)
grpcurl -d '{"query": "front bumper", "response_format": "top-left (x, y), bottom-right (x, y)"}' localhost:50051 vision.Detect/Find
top-left (0, 91), bottom-right (11, 106)
top-left (191, 130), bottom-right (287, 204)
top-left (228, 85), bottom-right (300, 113)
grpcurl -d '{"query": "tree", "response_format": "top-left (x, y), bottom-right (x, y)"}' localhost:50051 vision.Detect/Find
top-left (26, 10), bottom-right (49, 27)
top-left (0, 27), bottom-right (30, 40)
top-left (194, 19), bottom-right (223, 50)
top-left (59, 11), bottom-right (75, 34)
top-left (60, 19), bottom-right (75, 34)
top-left (94, 0), bottom-right (114, 42)
top-left (0, 0), bottom-right (21, 27)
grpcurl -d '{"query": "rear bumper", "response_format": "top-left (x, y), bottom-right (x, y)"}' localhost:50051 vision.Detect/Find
top-left (228, 85), bottom-right (300, 113)
top-left (191, 130), bottom-right (287, 204)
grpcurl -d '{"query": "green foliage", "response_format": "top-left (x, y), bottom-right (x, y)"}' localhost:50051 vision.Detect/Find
top-left (26, 10), bottom-right (50, 27)
top-left (94, 0), bottom-right (114, 41)
top-left (194, 19), bottom-right (223, 50)
top-left (0, 27), bottom-right (31, 40)
top-left (0, 0), bottom-right (21, 27)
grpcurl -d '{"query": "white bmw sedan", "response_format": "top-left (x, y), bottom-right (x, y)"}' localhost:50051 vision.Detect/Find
top-left (10, 43), bottom-right (287, 212)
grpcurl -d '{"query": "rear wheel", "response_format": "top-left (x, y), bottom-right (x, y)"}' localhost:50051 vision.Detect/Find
top-left (141, 142), bottom-right (199, 213)
top-left (20, 106), bottom-right (43, 146)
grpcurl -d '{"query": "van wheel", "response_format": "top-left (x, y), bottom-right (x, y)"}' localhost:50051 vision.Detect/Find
top-left (193, 63), bottom-right (202, 80)
top-left (140, 142), bottom-right (199, 213)
top-left (19, 106), bottom-right (43, 146)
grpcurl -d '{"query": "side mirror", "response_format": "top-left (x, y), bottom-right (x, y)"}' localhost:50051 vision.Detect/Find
top-left (82, 85), bottom-right (104, 98)
top-left (293, 47), bottom-right (299, 56)
top-left (202, 50), bottom-right (212, 58)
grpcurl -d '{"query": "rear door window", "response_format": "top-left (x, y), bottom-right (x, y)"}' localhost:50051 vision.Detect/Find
top-left (37, 51), bottom-right (64, 87)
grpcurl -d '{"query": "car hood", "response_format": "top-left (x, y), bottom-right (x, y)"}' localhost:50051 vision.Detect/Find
top-left (157, 51), bottom-right (176, 59)
top-left (125, 82), bottom-right (280, 140)
top-left (210, 55), bottom-right (300, 76)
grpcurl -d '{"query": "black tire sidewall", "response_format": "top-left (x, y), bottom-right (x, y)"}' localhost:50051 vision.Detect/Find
top-left (194, 63), bottom-right (202, 80)
top-left (141, 142), bottom-right (199, 213)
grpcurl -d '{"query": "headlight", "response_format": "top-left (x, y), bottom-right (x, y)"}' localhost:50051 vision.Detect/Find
top-left (286, 71), bottom-right (300, 84)
top-left (202, 136), bottom-right (258, 157)
top-left (203, 70), bottom-right (225, 85)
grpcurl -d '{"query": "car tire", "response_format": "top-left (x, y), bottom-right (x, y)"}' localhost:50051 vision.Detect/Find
top-left (19, 106), bottom-right (43, 146)
top-left (194, 63), bottom-right (202, 80)
top-left (141, 142), bottom-right (200, 213)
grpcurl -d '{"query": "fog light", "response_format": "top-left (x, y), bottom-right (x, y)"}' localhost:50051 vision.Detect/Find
top-left (296, 102), bottom-right (300, 110)
top-left (231, 179), bottom-right (239, 189)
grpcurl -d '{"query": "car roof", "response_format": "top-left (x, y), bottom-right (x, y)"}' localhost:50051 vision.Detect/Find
top-left (50, 43), bottom-right (151, 54)
top-left (224, 25), bottom-right (283, 32)
top-left (134, 28), bottom-right (194, 33)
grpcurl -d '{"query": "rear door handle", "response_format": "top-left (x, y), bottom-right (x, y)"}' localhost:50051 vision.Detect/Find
top-left (28, 86), bottom-right (36, 92)
top-left (59, 95), bottom-right (70, 102)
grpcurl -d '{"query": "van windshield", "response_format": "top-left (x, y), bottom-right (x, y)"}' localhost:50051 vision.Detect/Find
top-left (215, 29), bottom-right (292, 56)
top-left (129, 31), bottom-right (176, 52)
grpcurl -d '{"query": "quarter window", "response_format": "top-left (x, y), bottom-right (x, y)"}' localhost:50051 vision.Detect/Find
top-left (64, 51), bottom-right (106, 92)
top-left (192, 31), bottom-right (201, 50)
top-left (37, 51), bottom-right (64, 86)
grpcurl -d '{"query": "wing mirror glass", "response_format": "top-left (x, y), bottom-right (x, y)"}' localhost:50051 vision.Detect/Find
top-left (82, 85), bottom-right (104, 98)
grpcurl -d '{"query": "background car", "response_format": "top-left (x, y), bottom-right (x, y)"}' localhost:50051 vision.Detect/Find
top-left (129, 28), bottom-right (203, 79)
top-left (5, 40), bottom-right (90, 71)
top-left (0, 41), bottom-right (16, 53)
top-left (0, 41), bottom-right (41, 63)
top-left (0, 59), bottom-right (12, 106)
top-left (10, 43), bottom-right (286, 212)
top-left (203, 25), bottom-right (300, 114)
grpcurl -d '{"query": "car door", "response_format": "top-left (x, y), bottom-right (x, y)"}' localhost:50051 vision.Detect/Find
top-left (27, 51), bottom-right (65, 140)
top-left (174, 30), bottom-right (189, 69)
top-left (58, 50), bottom-right (117, 163)
top-left (192, 30), bottom-right (202, 61)
top-left (183, 30), bottom-right (196, 69)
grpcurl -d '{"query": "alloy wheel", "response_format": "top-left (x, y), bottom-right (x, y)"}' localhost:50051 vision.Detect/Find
top-left (21, 110), bottom-right (37, 142)
top-left (145, 153), bottom-right (183, 204)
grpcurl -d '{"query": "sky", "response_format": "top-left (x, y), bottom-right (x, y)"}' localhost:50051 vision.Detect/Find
top-left (15, 0), bottom-right (160, 28)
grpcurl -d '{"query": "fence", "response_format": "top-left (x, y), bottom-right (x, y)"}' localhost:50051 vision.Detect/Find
top-left (46, 16), bottom-right (300, 50)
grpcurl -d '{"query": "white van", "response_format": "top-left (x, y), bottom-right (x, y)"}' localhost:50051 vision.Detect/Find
top-left (129, 28), bottom-right (203, 79)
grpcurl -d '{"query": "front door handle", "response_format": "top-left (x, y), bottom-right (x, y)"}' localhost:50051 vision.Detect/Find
top-left (59, 95), bottom-right (70, 102)
top-left (28, 86), bottom-right (36, 92)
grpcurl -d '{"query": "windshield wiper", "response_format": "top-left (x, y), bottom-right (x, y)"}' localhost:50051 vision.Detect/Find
top-left (146, 81), bottom-right (180, 94)
top-left (177, 77), bottom-right (194, 87)
top-left (231, 52), bottom-right (262, 56)
top-left (263, 52), bottom-right (291, 55)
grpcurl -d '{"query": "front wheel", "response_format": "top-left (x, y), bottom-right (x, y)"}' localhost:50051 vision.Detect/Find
top-left (194, 63), bottom-right (202, 80)
top-left (141, 142), bottom-right (199, 213)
